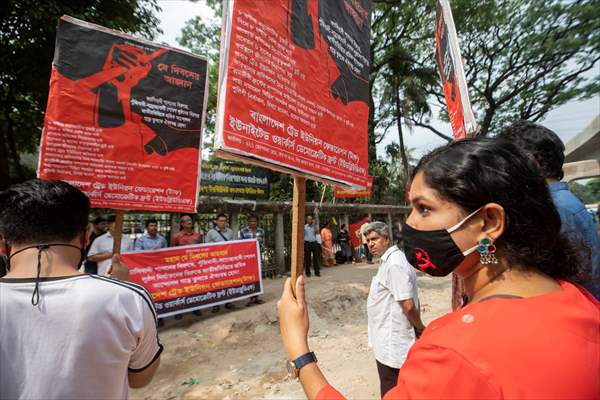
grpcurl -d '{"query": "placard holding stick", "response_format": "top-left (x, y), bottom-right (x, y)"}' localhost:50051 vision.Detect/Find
top-left (111, 210), bottom-right (125, 255)
top-left (290, 177), bottom-right (306, 297)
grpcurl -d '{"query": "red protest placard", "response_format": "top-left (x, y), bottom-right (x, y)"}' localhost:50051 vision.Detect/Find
top-left (435, 0), bottom-right (478, 140)
top-left (38, 16), bottom-right (208, 212)
top-left (215, 0), bottom-right (371, 189)
top-left (121, 240), bottom-right (262, 317)
top-left (350, 216), bottom-right (369, 252)
top-left (334, 175), bottom-right (373, 198)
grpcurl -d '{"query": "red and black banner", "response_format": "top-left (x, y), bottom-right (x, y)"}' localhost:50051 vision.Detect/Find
top-left (215, 0), bottom-right (371, 189)
top-left (435, 1), bottom-right (478, 140)
top-left (38, 16), bottom-right (208, 212)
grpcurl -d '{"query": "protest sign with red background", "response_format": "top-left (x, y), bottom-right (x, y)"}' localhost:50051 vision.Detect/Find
top-left (120, 240), bottom-right (262, 317)
top-left (349, 216), bottom-right (369, 253)
top-left (435, 0), bottom-right (478, 140)
top-left (334, 175), bottom-right (373, 198)
top-left (215, 0), bottom-right (371, 189)
top-left (38, 16), bottom-right (208, 212)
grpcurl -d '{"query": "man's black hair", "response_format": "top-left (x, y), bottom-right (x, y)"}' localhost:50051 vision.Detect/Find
top-left (247, 214), bottom-right (258, 221)
top-left (92, 215), bottom-right (107, 225)
top-left (216, 213), bottom-right (228, 220)
top-left (145, 218), bottom-right (158, 227)
top-left (0, 179), bottom-right (89, 244)
top-left (496, 120), bottom-right (565, 180)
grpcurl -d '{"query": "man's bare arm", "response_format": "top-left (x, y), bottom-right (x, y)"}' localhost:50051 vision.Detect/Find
top-left (399, 298), bottom-right (426, 337)
top-left (87, 252), bottom-right (112, 262)
top-left (128, 357), bottom-right (160, 388)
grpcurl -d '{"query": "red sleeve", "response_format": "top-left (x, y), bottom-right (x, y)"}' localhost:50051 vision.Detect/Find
top-left (385, 345), bottom-right (500, 400)
top-left (316, 385), bottom-right (347, 400)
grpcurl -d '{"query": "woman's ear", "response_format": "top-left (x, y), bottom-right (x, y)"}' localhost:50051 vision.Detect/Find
top-left (480, 203), bottom-right (505, 242)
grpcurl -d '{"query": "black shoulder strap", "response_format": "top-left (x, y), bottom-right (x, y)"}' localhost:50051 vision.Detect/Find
top-left (217, 230), bottom-right (229, 242)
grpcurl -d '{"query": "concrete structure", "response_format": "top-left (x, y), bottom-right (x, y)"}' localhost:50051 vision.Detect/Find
top-left (563, 116), bottom-right (600, 182)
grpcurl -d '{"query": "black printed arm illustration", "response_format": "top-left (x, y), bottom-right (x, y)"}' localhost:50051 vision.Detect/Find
top-left (318, 0), bottom-right (370, 105)
top-left (289, 0), bottom-right (315, 49)
top-left (143, 129), bottom-right (201, 156)
top-left (91, 45), bottom-right (165, 128)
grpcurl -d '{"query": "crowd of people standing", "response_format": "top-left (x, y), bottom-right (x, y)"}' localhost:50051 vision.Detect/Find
top-left (1, 120), bottom-right (598, 399)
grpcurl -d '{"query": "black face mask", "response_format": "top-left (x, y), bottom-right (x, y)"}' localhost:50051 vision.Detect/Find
top-left (7, 243), bottom-right (86, 306)
top-left (401, 207), bottom-right (482, 277)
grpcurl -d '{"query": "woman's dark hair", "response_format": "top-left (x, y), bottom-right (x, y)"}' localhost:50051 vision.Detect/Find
top-left (412, 137), bottom-right (579, 280)
top-left (0, 179), bottom-right (90, 245)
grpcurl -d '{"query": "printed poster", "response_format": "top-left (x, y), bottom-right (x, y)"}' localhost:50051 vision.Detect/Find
top-left (215, 0), bottom-right (371, 189)
top-left (38, 16), bottom-right (209, 212)
top-left (200, 160), bottom-right (270, 200)
top-left (334, 175), bottom-right (372, 198)
top-left (121, 240), bottom-right (263, 317)
top-left (435, 0), bottom-right (478, 139)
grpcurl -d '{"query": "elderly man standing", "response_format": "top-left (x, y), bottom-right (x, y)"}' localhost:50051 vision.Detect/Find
top-left (364, 221), bottom-right (425, 398)
top-left (172, 214), bottom-right (202, 246)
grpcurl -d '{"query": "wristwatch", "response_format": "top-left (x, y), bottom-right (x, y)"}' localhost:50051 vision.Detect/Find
top-left (286, 351), bottom-right (317, 379)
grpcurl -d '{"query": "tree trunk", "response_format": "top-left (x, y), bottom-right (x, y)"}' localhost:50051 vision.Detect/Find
top-left (395, 87), bottom-right (409, 180)
top-left (478, 107), bottom-right (496, 137)
top-left (0, 129), bottom-right (10, 189)
top-left (4, 90), bottom-right (25, 181)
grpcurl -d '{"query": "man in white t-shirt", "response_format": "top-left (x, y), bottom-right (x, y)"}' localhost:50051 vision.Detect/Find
top-left (0, 179), bottom-right (162, 399)
top-left (87, 214), bottom-right (134, 275)
top-left (364, 221), bottom-right (425, 398)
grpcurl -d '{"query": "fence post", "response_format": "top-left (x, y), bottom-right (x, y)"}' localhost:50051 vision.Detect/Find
top-left (230, 211), bottom-right (239, 234)
top-left (170, 213), bottom-right (180, 244)
top-left (275, 212), bottom-right (285, 275)
top-left (387, 212), bottom-right (393, 241)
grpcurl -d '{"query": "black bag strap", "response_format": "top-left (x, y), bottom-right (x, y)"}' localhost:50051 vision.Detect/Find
top-left (217, 230), bottom-right (229, 242)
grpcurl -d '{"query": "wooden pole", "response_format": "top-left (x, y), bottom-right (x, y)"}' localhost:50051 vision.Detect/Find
top-left (112, 210), bottom-right (125, 255)
top-left (290, 176), bottom-right (306, 296)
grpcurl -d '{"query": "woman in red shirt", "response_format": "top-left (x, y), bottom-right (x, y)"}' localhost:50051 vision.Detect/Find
top-left (278, 138), bottom-right (599, 399)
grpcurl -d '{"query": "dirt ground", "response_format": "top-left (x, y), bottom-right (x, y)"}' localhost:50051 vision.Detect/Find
top-left (131, 261), bottom-right (452, 400)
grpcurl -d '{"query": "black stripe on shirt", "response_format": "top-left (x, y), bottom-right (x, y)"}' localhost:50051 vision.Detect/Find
top-left (128, 344), bottom-right (164, 373)
top-left (89, 275), bottom-right (158, 324)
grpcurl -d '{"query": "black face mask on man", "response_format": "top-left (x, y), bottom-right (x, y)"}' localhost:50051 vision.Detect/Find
top-left (401, 207), bottom-right (482, 277)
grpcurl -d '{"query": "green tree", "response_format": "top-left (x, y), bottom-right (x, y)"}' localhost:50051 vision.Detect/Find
top-left (440, 0), bottom-right (600, 136)
top-left (0, 0), bottom-right (162, 188)
top-left (178, 12), bottom-right (220, 153)
top-left (587, 178), bottom-right (600, 201)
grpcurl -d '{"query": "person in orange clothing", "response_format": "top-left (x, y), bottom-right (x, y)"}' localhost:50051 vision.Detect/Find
top-left (320, 222), bottom-right (336, 267)
top-left (277, 137), bottom-right (600, 399)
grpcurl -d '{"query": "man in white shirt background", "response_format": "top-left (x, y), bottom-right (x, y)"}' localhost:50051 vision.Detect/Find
top-left (0, 179), bottom-right (161, 399)
top-left (364, 221), bottom-right (425, 398)
top-left (87, 213), bottom-right (134, 275)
